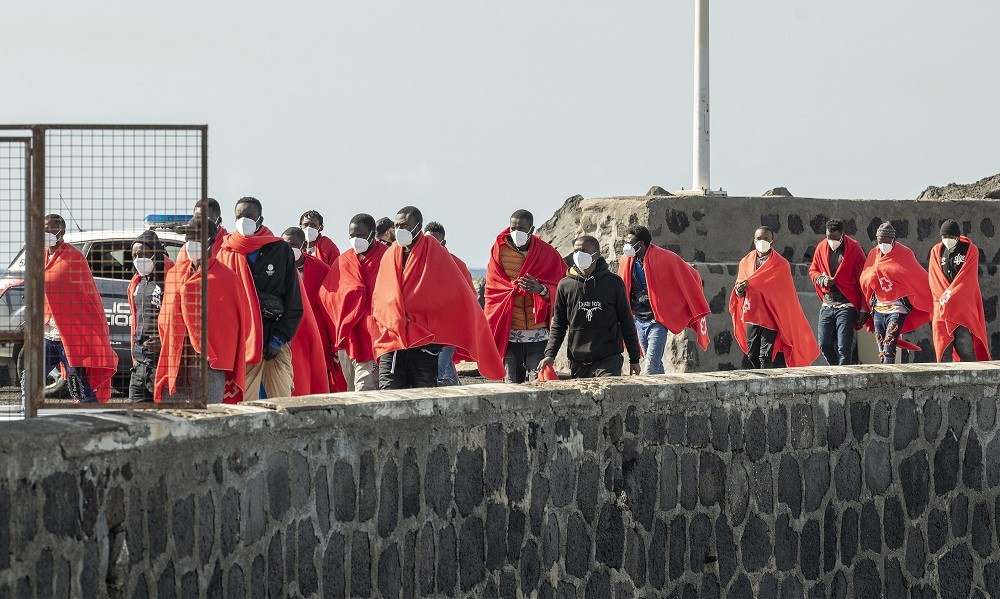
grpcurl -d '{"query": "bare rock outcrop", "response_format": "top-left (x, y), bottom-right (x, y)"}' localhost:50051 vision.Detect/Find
top-left (917, 173), bottom-right (1000, 200)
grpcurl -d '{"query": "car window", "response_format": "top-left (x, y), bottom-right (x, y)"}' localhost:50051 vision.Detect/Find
top-left (163, 242), bottom-right (183, 262)
top-left (87, 241), bottom-right (135, 281)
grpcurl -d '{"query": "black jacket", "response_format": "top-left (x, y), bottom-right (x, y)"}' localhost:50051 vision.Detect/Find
top-left (247, 241), bottom-right (303, 347)
top-left (545, 258), bottom-right (642, 364)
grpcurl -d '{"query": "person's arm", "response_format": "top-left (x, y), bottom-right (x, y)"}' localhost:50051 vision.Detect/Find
top-left (543, 283), bottom-right (567, 359)
top-left (272, 245), bottom-right (303, 346)
top-left (808, 250), bottom-right (828, 287)
top-left (616, 280), bottom-right (642, 368)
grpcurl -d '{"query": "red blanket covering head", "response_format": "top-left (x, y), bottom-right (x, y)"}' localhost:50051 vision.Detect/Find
top-left (319, 241), bottom-right (388, 364)
top-left (928, 237), bottom-right (990, 361)
top-left (859, 242), bottom-right (933, 349)
top-left (484, 230), bottom-right (566, 358)
top-left (216, 226), bottom-right (283, 365)
top-left (154, 256), bottom-right (253, 403)
top-left (372, 234), bottom-right (505, 380)
top-left (728, 250), bottom-right (820, 367)
top-left (808, 235), bottom-right (866, 310)
top-left (291, 274), bottom-right (332, 396)
top-left (618, 244), bottom-right (711, 350)
top-left (44, 243), bottom-right (118, 401)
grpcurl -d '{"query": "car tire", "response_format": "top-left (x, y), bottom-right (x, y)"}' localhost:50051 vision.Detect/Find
top-left (15, 344), bottom-right (69, 398)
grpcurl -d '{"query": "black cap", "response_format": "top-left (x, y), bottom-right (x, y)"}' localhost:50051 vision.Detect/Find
top-left (940, 219), bottom-right (961, 237)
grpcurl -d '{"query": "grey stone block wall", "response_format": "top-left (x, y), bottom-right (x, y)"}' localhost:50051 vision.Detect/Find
top-left (3, 363), bottom-right (1000, 597)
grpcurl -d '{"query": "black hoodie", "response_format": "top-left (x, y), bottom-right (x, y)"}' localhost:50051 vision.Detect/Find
top-left (545, 258), bottom-right (642, 364)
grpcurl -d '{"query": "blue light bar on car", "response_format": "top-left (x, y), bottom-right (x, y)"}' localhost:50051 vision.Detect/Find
top-left (144, 214), bottom-right (193, 229)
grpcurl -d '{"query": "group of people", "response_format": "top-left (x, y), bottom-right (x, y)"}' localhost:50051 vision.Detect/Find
top-left (27, 202), bottom-right (990, 405)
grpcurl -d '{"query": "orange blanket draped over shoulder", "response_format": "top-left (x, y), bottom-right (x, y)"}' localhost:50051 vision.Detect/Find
top-left (728, 250), bottom-right (820, 367)
top-left (372, 234), bottom-right (505, 380)
top-left (928, 237), bottom-right (990, 361)
top-left (618, 244), bottom-right (711, 350)
top-left (215, 226), bottom-right (283, 365)
top-left (320, 240), bottom-right (388, 365)
top-left (483, 230), bottom-right (566, 358)
top-left (154, 254), bottom-right (253, 402)
top-left (808, 235), bottom-right (866, 309)
top-left (859, 243), bottom-right (933, 351)
top-left (291, 273), bottom-right (331, 395)
top-left (312, 235), bottom-right (341, 267)
top-left (44, 243), bottom-right (118, 401)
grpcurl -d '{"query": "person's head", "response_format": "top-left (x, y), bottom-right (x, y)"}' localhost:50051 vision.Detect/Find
top-left (131, 230), bottom-right (166, 277)
top-left (394, 206), bottom-right (423, 247)
top-left (876, 222), bottom-right (896, 252)
top-left (940, 219), bottom-right (961, 250)
top-left (300, 210), bottom-right (324, 243)
top-left (181, 218), bottom-right (219, 264)
top-left (508, 209), bottom-right (534, 248)
top-left (424, 221), bottom-right (446, 246)
top-left (282, 226), bottom-right (306, 263)
top-left (825, 220), bottom-right (844, 242)
top-left (349, 214), bottom-right (378, 254)
top-left (234, 197), bottom-right (263, 236)
top-left (624, 225), bottom-right (652, 259)
top-left (754, 226), bottom-right (775, 255)
top-left (376, 217), bottom-right (395, 244)
top-left (43, 214), bottom-right (67, 249)
top-left (193, 198), bottom-right (223, 227)
top-left (572, 235), bottom-right (601, 274)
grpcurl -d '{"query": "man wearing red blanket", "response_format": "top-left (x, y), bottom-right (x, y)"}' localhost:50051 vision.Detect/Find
top-left (320, 214), bottom-right (387, 392)
top-left (928, 219), bottom-right (990, 362)
top-left (808, 219), bottom-right (867, 365)
top-left (484, 209), bottom-right (566, 383)
top-left (859, 222), bottom-right (933, 364)
top-left (217, 197), bottom-right (302, 400)
top-left (371, 206), bottom-right (505, 388)
top-left (282, 227), bottom-right (333, 395)
top-left (23, 214), bottom-right (117, 405)
top-left (730, 226), bottom-right (819, 368)
top-left (618, 225), bottom-right (710, 374)
top-left (300, 210), bottom-right (341, 267)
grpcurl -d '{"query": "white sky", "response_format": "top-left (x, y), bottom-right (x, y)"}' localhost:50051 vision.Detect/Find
top-left (3, 1), bottom-right (999, 266)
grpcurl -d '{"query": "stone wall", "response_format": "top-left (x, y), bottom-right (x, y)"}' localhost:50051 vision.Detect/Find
top-left (3, 363), bottom-right (1000, 597)
top-left (538, 195), bottom-right (1000, 371)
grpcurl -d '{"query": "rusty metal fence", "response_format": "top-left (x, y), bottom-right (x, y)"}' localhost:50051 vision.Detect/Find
top-left (0, 125), bottom-right (209, 418)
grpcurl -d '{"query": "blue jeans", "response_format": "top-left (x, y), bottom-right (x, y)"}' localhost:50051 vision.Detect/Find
top-left (20, 338), bottom-right (97, 407)
top-left (437, 346), bottom-right (459, 386)
top-left (635, 318), bottom-right (668, 375)
top-left (873, 311), bottom-right (908, 364)
top-left (817, 305), bottom-right (858, 365)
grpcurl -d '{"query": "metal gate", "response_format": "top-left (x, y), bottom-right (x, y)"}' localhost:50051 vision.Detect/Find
top-left (0, 125), bottom-right (209, 418)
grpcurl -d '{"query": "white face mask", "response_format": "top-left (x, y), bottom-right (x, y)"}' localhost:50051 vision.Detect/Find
top-left (235, 217), bottom-right (259, 237)
top-left (44, 232), bottom-right (59, 248)
top-left (302, 226), bottom-right (320, 242)
top-left (755, 240), bottom-right (772, 254)
top-left (185, 241), bottom-right (203, 262)
top-left (622, 241), bottom-right (642, 258)
top-left (292, 247), bottom-right (303, 261)
top-left (879, 242), bottom-right (894, 254)
top-left (510, 229), bottom-right (531, 248)
top-left (349, 236), bottom-right (371, 254)
top-left (394, 223), bottom-right (421, 247)
top-left (573, 251), bottom-right (596, 271)
top-left (134, 257), bottom-right (155, 276)
top-left (827, 239), bottom-right (842, 251)
top-left (942, 237), bottom-right (959, 250)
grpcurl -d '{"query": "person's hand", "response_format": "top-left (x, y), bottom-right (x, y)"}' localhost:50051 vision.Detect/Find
top-left (854, 309), bottom-right (869, 330)
top-left (816, 275), bottom-right (829, 288)
top-left (263, 344), bottom-right (282, 361)
top-left (629, 362), bottom-right (641, 375)
top-left (735, 280), bottom-right (748, 297)
top-left (517, 275), bottom-right (545, 295)
top-left (143, 336), bottom-right (161, 353)
top-left (538, 356), bottom-right (555, 370)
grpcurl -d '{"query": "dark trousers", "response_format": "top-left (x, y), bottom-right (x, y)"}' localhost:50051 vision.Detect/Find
top-left (873, 311), bottom-right (908, 364)
top-left (20, 339), bottom-right (97, 405)
top-left (128, 362), bottom-right (156, 402)
top-left (817, 305), bottom-right (858, 366)
top-left (942, 325), bottom-right (978, 362)
top-left (504, 341), bottom-right (547, 383)
top-left (569, 353), bottom-right (624, 379)
top-left (745, 324), bottom-right (786, 369)
top-left (378, 347), bottom-right (440, 390)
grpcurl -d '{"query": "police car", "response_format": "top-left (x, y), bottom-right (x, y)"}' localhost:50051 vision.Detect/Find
top-left (0, 215), bottom-right (189, 397)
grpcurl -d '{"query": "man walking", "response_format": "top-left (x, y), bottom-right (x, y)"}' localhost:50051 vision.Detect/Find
top-left (808, 220), bottom-right (867, 365)
top-left (300, 210), bottom-right (341, 267)
top-left (484, 209), bottom-right (566, 382)
top-left (424, 221), bottom-right (475, 385)
top-left (127, 230), bottom-right (173, 401)
top-left (539, 235), bottom-right (641, 378)
top-left (617, 225), bottom-right (711, 374)
top-left (282, 228), bottom-right (332, 395)
top-left (730, 226), bottom-right (819, 368)
top-left (928, 219), bottom-right (990, 362)
top-left (217, 197), bottom-right (302, 400)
